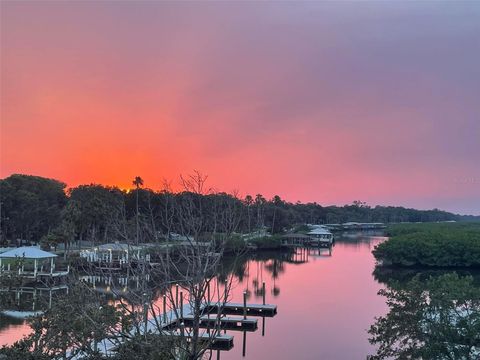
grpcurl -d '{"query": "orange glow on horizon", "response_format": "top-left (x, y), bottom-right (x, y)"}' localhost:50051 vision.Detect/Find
top-left (1, 1), bottom-right (479, 213)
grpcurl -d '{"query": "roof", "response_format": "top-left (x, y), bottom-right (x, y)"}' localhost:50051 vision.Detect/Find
top-left (0, 247), bottom-right (14, 254)
top-left (281, 234), bottom-right (311, 239)
top-left (308, 228), bottom-right (332, 235)
top-left (0, 247), bottom-right (57, 259)
top-left (1, 310), bottom-right (44, 319)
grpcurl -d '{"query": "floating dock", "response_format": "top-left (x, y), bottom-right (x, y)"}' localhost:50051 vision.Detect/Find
top-left (69, 298), bottom-right (276, 359)
top-left (203, 302), bottom-right (277, 317)
top-left (165, 330), bottom-right (234, 350)
top-left (181, 314), bottom-right (258, 332)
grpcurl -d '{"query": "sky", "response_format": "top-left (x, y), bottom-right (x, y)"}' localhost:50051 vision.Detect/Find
top-left (1, 1), bottom-right (479, 214)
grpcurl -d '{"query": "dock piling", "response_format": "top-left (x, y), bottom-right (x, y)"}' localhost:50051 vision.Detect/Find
top-left (262, 282), bottom-right (265, 305)
top-left (180, 292), bottom-right (184, 319)
top-left (163, 295), bottom-right (167, 323)
top-left (207, 281), bottom-right (211, 303)
top-left (224, 280), bottom-right (228, 302)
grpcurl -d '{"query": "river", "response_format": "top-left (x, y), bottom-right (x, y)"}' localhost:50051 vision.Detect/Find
top-left (221, 237), bottom-right (388, 360)
top-left (0, 235), bottom-right (388, 359)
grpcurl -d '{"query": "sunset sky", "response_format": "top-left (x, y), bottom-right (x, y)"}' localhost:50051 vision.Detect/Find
top-left (1, 1), bottom-right (479, 214)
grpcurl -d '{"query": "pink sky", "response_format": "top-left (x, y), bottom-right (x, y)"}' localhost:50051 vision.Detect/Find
top-left (1, 1), bottom-right (479, 214)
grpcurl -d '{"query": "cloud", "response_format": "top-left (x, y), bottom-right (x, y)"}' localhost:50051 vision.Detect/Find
top-left (1, 1), bottom-right (479, 214)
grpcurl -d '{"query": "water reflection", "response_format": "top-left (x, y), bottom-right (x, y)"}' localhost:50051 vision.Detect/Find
top-left (2, 237), bottom-right (389, 359)
top-left (78, 273), bottom-right (152, 295)
top-left (220, 239), bottom-right (387, 359)
top-left (368, 271), bottom-right (480, 359)
top-left (221, 246), bottom-right (334, 300)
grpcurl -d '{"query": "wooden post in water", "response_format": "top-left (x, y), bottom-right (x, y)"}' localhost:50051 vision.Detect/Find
top-left (207, 281), bottom-right (211, 303)
top-left (163, 295), bottom-right (167, 323)
top-left (180, 291), bottom-right (184, 319)
top-left (242, 330), bottom-right (247, 357)
top-left (224, 280), bottom-right (228, 303)
top-left (207, 281), bottom-right (211, 321)
top-left (262, 281), bottom-right (266, 305)
top-left (143, 292), bottom-right (148, 335)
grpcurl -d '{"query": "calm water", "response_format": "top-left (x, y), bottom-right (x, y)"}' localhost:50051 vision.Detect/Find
top-left (222, 237), bottom-right (387, 360)
top-left (0, 237), bottom-right (388, 359)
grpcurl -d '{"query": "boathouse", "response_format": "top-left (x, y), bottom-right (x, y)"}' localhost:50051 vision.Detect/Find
top-left (80, 243), bottom-right (150, 266)
top-left (0, 246), bottom-right (69, 279)
top-left (281, 233), bottom-right (311, 247)
top-left (307, 227), bottom-right (334, 244)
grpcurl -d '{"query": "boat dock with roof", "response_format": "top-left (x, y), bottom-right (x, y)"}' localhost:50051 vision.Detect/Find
top-left (0, 246), bottom-right (69, 279)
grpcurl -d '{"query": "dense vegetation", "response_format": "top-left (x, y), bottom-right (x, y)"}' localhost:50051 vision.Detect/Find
top-left (373, 222), bottom-right (480, 268)
top-left (369, 272), bottom-right (480, 359)
top-left (1, 174), bottom-right (478, 246)
top-left (0, 175), bottom-right (67, 242)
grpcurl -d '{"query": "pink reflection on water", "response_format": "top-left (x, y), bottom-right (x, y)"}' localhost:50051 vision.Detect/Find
top-left (0, 321), bottom-right (31, 346)
top-left (222, 238), bottom-right (388, 360)
top-left (0, 238), bottom-right (387, 359)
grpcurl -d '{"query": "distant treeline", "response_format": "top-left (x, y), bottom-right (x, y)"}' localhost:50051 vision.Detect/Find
top-left (0, 174), bottom-right (478, 245)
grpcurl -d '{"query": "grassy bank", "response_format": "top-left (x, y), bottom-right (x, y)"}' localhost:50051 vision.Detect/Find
top-left (247, 235), bottom-right (284, 250)
top-left (222, 234), bottom-right (285, 253)
top-left (373, 222), bottom-right (480, 268)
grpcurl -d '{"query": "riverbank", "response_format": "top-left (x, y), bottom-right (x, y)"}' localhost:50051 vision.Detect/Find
top-left (373, 222), bottom-right (480, 268)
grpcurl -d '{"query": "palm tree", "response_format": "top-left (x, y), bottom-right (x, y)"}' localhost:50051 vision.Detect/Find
top-left (244, 195), bottom-right (253, 233)
top-left (255, 194), bottom-right (266, 229)
top-left (132, 176), bottom-right (144, 245)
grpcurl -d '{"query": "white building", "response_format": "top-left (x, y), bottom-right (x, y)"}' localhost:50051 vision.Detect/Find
top-left (307, 227), bottom-right (334, 244)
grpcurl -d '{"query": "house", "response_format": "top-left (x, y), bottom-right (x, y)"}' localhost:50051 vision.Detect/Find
top-left (307, 227), bottom-right (334, 245)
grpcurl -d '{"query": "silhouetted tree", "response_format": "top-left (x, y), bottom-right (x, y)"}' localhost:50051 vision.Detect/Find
top-left (0, 174), bottom-right (66, 243)
top-left (133, 176), bottom-right (144, 245)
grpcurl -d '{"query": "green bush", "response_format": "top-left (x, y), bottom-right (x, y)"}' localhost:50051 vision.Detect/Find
top-left (224, 235), bottom-right (246, 252)
top-left (373, 222), bottom-right (480, 267)
top-left (248, 235), bottom-right (283, 249)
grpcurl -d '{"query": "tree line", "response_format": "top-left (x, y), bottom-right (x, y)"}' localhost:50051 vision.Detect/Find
top-left (0, 173), bottom-right (247, 360)
top-left (1, 174), bottom-right (477, 247)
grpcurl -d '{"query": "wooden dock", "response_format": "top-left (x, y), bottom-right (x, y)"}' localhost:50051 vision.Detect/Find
top-left (0, 284), bottom-right (68, 293)
top-left (281, 234), bottom-right (333, 248)
top-left (181, 315), bottom-right (258, 332)
top-left (203, 302), bottom-right (277, 317)
top-left (69, 299), bottom-right (275, 359)
top-left (165, 330), bottom-right (234, 350)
